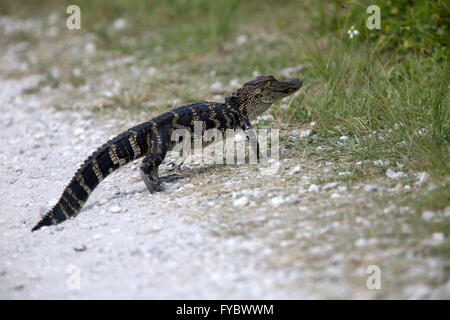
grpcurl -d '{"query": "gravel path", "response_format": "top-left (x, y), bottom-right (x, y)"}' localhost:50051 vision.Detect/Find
top-left (1, 14), bottom-right (448, 299)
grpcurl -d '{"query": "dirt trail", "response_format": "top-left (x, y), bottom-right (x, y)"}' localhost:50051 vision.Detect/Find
top-left (0, 15), bottom-right (448, 300)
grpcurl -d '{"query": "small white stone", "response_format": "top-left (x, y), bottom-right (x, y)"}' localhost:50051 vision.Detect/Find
top-left (308, 184), bottom-right (320, 192)
top-left (288, 165), bottom-right (301, 175)
top-left (422, 210), bottom-right (435, 221)
top-left (233, 196), bottom-right (249, 207)
top-left (73, 127), bottom-right (85, 136)
top-left (364, 184), bottom-right (379, 192)
top-left (72, 67), bottom-right (81, 77)
top-left (229, 79), bottom-right (240, 87)
top-left (110, 206), bottom-right (121, 213)
top-left (84, 42), bottom-right (96, 54)
top-left (298, 206), bottom-right (309, 212)
top-left (432, 232), bottom-right (444, 243)
top-left (323, 182), bottom-right (339, 190)
top-left (416, 172), bottom-right (430, 187)
top-left (386, 168), bottom-right (407, 180)
top-left (113, 18), bottom-right (127, 30)
top-left (300, 129), bottom-right (312, 138)
top-left (445, 207), bottom-right (450, 217)
top-left (236, 34), bottom-right (248, 45)
top-left (285, 195), bottom-right (301, 204)
top-left (210, 81), bottom-right (223, 90)
top-left (91, 234), bottom-right (103, 240)
top-left (271, 196), bottom-right (285, 206)
top-left (330, 192), bottom-right (341, 199)
top-left (339, 135), bottom-right (349, 141)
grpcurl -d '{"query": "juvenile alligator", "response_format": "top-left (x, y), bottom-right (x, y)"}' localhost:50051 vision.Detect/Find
top-left (32, 75), bottom-right (302, 231)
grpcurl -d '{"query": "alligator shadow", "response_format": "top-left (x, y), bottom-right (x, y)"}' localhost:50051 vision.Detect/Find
top-left (83, 163), bottom-right (230, 211)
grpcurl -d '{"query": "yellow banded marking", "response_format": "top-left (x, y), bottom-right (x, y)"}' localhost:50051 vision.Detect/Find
top-left (129, 132), bottom-right (141, 158)
top-left (61, 195), bottom-right (77, 214)
top-left (221, 109), bottom-right (231, 128)
top-left (109, 144), bottom-right (120, 166)
top-left (113, 144), bottom-right (127, 166)
top-left (78, 176), bottom-right (92, 195)
top-left (171, 111), bottom-right (190, 130)
top-left (190, 107), bottom-right (200, 126)
top-left (208, 105), bottom-right (221, 128)
top-left (57, 202), bottom-right (70, 219)
top-left (151, 123), bottom-right (163, 154)
top-left (66, 187), bottom-right (84, 207)
top-left (91, 159), bottom-right (104, 181)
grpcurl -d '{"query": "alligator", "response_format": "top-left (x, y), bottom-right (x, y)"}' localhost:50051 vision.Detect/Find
top-left (32, 75), bottom-right (302, 231)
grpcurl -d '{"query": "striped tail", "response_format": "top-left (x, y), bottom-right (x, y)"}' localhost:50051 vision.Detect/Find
top-left (32, 126), bottom-right (149, 231)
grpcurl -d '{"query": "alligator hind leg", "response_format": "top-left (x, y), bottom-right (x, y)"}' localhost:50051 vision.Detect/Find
top-left (140, 127), bottom-right (169, 193)
top-left (140, 167), bottom-right (163, 192)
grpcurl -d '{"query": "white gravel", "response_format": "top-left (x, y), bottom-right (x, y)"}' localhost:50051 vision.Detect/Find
top-left (0, 77), bottom-right (308, 299)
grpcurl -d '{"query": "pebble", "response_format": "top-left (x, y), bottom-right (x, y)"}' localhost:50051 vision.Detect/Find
top-left (308, 184), bottom-right (320, 192)
top-left (236, 34), bottom-right (248, 45)
top-left (229, 79), bottom-right (240, 87)
top-left (323, 182), bottom-right (339, 190)
top-left (355, 238), bottom-right (366, 247)
top-left (300, 129), bottom-right (312, 138)
top-left (386, 168), bottom-right (407, 180)
top-left (110, 206), bottom-right (121, 213)
top-left (422, 210), bottom-right (435, 221)
top-left (431, 232), bottom-right (444, 244)
top-left (74, 244), bottom-right (87, 252)
top-left (285, 194), bottom-right (301, 204)
top-left (113, 18), bottom-right (127, 30)
top-left (233, 196), bottom-right (249, 207)
top-left (210, 81), bottom-right (223, 91)
top-left (416, 172), bottom-right (430, 187)
top-left (288, 165), bottom-right (301, 175)
top-left (330, 192), bottom-right (341, 199)
top-left (73, 127), bottom-right (85, 136)
top-left (270, 196), bottom-right (285, 206)
top-left (91, 234), bottom-right (103, 241)
top-left (339, 135), bottom-right (349, 141)
top-left (364, 184), bottom-right (379, 192)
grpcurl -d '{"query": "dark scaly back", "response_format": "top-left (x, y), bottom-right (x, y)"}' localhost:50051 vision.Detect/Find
top-left (31, 121), bottom-right (153, 231)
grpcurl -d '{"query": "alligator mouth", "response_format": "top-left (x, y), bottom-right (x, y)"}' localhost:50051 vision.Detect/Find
top-left (276, 78), bottom-right (303, 94)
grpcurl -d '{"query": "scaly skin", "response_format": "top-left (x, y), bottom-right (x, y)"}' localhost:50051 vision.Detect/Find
top-left (32, 75), bottom-right (302, 231)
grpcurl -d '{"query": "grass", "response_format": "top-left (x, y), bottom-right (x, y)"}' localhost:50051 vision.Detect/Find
top-left (1, 0), bottom-right (449, 208)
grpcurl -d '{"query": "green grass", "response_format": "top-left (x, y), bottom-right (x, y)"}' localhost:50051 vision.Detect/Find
top-left (1, 0), bottom-right (449, 209)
